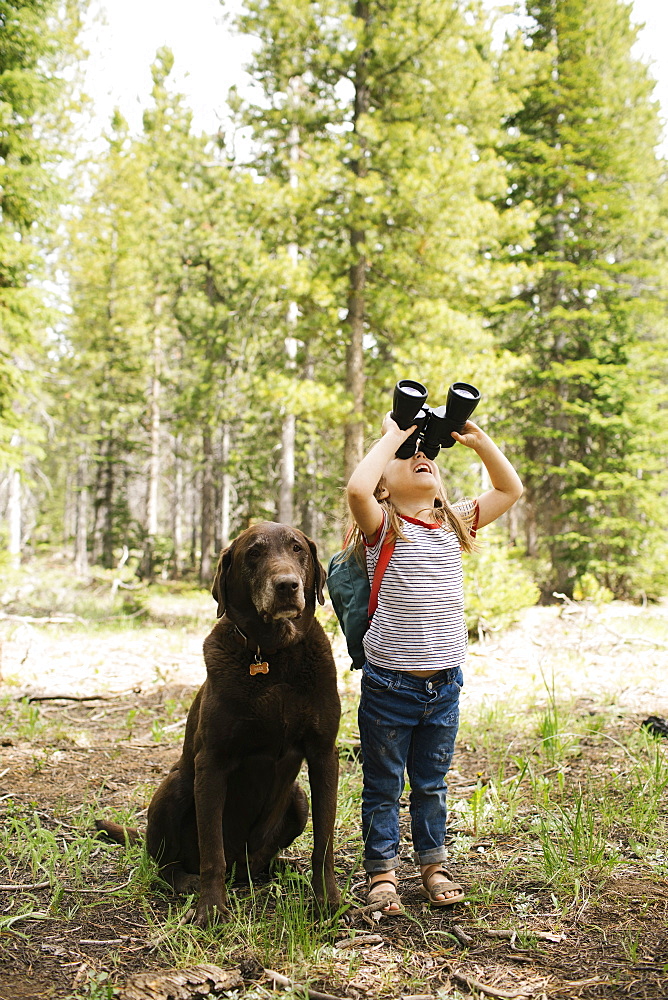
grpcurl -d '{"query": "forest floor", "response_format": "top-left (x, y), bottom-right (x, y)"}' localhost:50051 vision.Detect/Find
top-left (1, 579), bottom-right (667, 1000)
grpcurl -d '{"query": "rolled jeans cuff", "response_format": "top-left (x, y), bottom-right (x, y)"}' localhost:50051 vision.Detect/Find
top-left (363, 856), bottom-right (400, 874)
top-left (413, 847), bottom-right (448, 866)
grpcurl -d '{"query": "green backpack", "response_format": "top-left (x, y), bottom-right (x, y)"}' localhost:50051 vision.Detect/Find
top-left (326, 538), bottom-right (395, 670)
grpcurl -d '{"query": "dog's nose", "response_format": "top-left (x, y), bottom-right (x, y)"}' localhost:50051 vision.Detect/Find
top-left (275, 575), bottom-right (300, 596)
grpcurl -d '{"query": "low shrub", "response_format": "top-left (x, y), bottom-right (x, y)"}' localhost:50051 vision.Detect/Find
top-left (464, 530), bottom-right (539, 638)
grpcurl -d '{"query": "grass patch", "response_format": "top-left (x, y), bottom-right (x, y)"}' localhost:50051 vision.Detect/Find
top-left (1, 589), bottom-right (668, 997)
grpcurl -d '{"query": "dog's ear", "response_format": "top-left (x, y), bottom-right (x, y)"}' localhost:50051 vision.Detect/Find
top-left (305, 536), bottom-right (327, 606)
top-left (211, 545), bottom-right (234, 618)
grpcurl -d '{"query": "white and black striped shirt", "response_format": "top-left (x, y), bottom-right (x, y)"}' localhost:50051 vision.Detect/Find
top-left (363, 500), bottom-right (478, 672)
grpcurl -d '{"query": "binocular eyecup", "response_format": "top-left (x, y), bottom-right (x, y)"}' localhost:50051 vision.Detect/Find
top-left (391, 379), bottom-right (480, 460)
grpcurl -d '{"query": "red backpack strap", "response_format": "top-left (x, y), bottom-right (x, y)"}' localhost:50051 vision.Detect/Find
top-left (368, 537), bottom-right (395, 620)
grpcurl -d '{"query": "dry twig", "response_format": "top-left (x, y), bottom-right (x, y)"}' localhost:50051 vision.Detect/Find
top-left (264, 967), bottom-right (343, 1000)
top-left (450, 968), bottom-right (533, 999)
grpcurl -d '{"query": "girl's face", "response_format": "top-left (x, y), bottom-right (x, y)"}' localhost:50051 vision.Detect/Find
top-left (379, 450), bottom-right (443, 508)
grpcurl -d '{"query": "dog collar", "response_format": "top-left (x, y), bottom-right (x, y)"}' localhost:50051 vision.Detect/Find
top-left (228, 619), bottom-right (272, 675)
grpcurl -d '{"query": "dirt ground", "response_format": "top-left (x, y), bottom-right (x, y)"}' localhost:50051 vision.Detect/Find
top-left (1, 597), bottom-right (667, 999)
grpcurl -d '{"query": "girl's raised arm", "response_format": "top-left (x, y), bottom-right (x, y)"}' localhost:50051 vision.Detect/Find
top-left (346, 415), bottom-right (414, 539)
top-left (451, 421), bottom-right (523, 528)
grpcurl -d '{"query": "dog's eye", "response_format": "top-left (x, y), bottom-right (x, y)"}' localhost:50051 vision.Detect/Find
top-left (292, 543), bottom-right (303, 553)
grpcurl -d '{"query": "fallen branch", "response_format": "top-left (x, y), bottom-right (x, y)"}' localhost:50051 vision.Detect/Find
top-left (0, 880), bottom-right (51, 891)
top-left (79, 936), bottom-right (143, 945)
top-left (347, 890), bottom-right (399, 927)
top-left (334, 933), bottom-right (384, 950)
top-left (450, 969), bottom-right (532, 999)
top-left (23, 694), bottom-right (112, 703)
top-left (483, 928), bottom-right (566, 943)
top-left (0, 613), bottom-right (86, 625)
top-left (264, 968), bottom-right (343, 1000)
top-left (451, 924), bottom-right (474, 947)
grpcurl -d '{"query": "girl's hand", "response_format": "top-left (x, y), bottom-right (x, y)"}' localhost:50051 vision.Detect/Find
top-left (381, 411), bottom-right (416, 441)
top-left (450, 420), bottom-right (485, 450)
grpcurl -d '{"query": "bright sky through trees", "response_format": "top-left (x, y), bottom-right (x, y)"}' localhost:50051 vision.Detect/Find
top-left (81, 0), bottom-right (667, 149)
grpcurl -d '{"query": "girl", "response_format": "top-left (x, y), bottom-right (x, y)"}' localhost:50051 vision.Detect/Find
top-left (346, 411), bottom-right (523, 914)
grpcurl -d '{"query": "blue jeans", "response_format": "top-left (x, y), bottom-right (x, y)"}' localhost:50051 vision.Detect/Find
top-left (358, 660), bottom-right (463, 874)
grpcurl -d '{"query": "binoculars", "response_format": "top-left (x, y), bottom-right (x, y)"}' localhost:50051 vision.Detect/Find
top-left (391, 379), bottom-right (481, 459)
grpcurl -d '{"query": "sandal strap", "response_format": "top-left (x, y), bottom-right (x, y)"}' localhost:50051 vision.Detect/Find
top-left (424, 867), bottom-right (462, 892)
top-left (367, 877), bottom-right (403, 911)
top-left (428, 877), bottom-right (461, 892)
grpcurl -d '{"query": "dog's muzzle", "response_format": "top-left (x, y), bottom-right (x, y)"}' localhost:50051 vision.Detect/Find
top-left (256, 573), bottom-right (305, 621)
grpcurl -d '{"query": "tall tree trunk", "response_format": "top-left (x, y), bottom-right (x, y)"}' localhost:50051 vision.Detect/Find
top-left (278, 400), bottom-right (296, 524)
top-left (300, 355), bottom-right (318, 541)
top-left (220, 423), bottom-right (232, 550)
top-left (91, 457), bottom-right (103, 565)
top-left (102, 441), bottom-right (115, 569)
top-left (74, 453), bottom-right (89, 578)
top-left (279, 87), bottom-right (303, 524)
top-left (7, 467), bottom-right (21, 568)
top-left (171, 434), bottom-right (184, 577)
top-left (141, 311), bottom-right (162, 580)
top-left (190, 467), bottom-right (199, 573)
top-left (200, 427), bottom-right (215, 584)
top-left (300, 440), bottom-right (319, 541)
top-left (344, 5), bottom-right (370, 483)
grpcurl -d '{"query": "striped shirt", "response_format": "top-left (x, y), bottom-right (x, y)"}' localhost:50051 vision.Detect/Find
top-left (363, 499), bottom-right (478, 672)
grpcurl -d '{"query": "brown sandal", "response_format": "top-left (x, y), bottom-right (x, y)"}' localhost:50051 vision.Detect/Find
top-left (419, 865), bottom-right (465, 907)
top-left (367, 874), bottom-right (404, 917)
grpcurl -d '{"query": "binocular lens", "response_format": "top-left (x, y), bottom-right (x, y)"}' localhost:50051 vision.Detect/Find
top-left (450, 382), bottom-right (480, 403)
top-left (391, 379), bottom-right (480, 459)
top-left (391, 380), bottom-right (428, 431)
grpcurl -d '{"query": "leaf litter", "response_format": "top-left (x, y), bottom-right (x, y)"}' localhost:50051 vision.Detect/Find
top-left (0, 595), bottom-right (667, 998)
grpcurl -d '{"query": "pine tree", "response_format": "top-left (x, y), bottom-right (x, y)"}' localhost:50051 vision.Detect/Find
top-left (0, 0), bottom-right (85, 554)
top-left (234, 0), bottom-right (532, 509)
top-left (498, 0), bottom-right (668, 597)
top-left (60, 111), bottom-right (153, 568)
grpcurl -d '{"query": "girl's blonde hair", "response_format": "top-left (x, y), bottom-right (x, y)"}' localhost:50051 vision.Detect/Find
top-left (343, 475), bottom-right (477, 559)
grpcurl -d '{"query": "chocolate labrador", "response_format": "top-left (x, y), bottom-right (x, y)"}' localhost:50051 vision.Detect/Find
top-left (96, 522), bottom-right (341, 926)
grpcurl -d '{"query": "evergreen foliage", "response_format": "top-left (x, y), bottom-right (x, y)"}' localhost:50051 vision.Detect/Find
top-left (497, 0), bottom-right (668, 598)
top-left (1, 0), bottom-right (667, 613)
top-left (0, 0), bottom-right (85, 467)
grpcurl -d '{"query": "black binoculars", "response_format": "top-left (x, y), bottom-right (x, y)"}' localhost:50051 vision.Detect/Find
top-left (391, 379), bottom-right (481, 459)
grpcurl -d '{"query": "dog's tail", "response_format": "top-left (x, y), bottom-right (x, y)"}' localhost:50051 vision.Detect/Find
top-left (95, 818), bottom-right (142, 846)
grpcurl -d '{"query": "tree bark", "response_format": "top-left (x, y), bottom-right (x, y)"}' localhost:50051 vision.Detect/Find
top-left (278, 92), bottom-right (303, 523)
top-left (100, 439), bottom-right (115, 570)
top-left (220, 423), bottom-right (232, 550)
top-left (278, 406), bottom-right (296, 524)
top-left (170, 434), bottom-right (184, 577)
top-left (343, 4), bottom-right (370, 483)
top-left (141, 308), bottom-right (162, 580)
top-left (74, 453), bottom-right (89, 578)
top-left (200, 427), bottom-right (215, 584)
top-left (7, 467), bottom-right (21, 568)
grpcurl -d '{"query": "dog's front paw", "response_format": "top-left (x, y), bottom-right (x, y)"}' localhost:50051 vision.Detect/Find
top-left (191, 894), bottom-right (230, 928)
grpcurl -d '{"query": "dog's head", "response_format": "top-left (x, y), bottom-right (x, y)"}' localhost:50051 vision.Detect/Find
top-left (211, 522), bottom-right (327, 634)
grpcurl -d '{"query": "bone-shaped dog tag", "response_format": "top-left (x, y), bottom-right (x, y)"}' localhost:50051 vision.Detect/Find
top-left (250, 660), bottom-right (269, 676)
